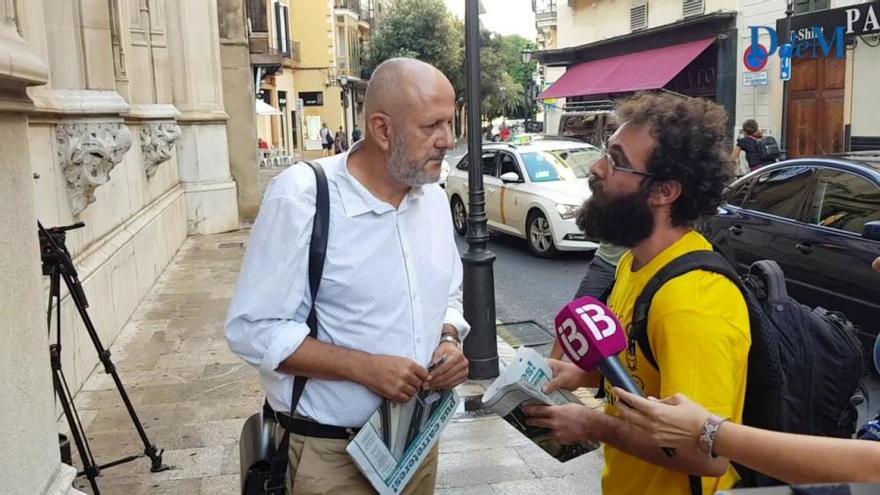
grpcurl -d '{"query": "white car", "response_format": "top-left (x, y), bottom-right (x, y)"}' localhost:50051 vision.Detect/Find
top-left (444, 139), bottom-right (602, 257)
top-left (438, 159), bottom-right (450, 188)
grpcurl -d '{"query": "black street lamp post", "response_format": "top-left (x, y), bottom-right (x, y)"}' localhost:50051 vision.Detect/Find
top-left (521, 49), bottom-right (535, 121)
top-left (462, 0), bottom-right (499, 380)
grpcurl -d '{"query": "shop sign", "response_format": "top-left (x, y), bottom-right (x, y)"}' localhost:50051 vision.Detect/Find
top-left (776, 2), bottom-right (880, 41)
top-left (744, 2), bottom-right (880, 70)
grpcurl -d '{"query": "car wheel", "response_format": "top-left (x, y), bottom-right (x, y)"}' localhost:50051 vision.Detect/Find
top-left (526, 210), bottom-right (558, 258)
top-left (451, 196), bottom-right (467, 236)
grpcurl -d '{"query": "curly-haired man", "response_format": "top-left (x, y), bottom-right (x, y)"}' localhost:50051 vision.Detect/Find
top-left (525, 92), bottom-right (750, 495)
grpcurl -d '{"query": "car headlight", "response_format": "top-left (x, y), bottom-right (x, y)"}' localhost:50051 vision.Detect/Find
top-left (556, 204), bottom-right (579, 220)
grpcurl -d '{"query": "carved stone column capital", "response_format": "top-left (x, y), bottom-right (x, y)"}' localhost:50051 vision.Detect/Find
top-left (140, 122), bottom-right (181, 178)
top-left (57, 122), bottom-right (132, 216)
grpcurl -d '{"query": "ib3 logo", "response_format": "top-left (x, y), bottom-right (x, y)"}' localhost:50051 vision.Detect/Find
top-left (557, 303), bottom-right (618, 360)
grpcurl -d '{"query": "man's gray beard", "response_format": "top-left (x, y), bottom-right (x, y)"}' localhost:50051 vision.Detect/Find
top-left (386, 134), bottom-right (439, 187)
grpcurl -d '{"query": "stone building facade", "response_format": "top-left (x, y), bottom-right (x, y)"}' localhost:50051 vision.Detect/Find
top-left (1, 0), bottom-right (258, 492)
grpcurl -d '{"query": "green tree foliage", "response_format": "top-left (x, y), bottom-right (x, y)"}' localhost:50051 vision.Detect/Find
top-left (481, 32), bottom-right (538, 121)
top-left (367, 0), bottom-right (464, 98)
top-left (367, 0), bottom-right (537, 122)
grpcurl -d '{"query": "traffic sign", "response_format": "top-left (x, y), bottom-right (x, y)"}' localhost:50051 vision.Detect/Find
top-left (780, 56), bottom-right (792, 81)
top-left (743, 44), bottom-right (769, 72)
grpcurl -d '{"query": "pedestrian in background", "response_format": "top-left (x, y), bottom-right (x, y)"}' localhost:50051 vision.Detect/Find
top-left (320, 122), bottom-right (333, 157)
top-left (731, 119), bottom-right (779, 173)
top-left (226, 57), bottom-right (467, 495)
top-left (352, 124), bottom-right (363, 143)
top-left (500, 124), bottom-right (511, 142)
top-left (334, 126), bottom-right (348, 154)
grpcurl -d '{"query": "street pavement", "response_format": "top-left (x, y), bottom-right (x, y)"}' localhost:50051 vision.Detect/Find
top-left (63, 229), bottom-right (604, 495)
top-left (454, 233), bottom-right (591, 337)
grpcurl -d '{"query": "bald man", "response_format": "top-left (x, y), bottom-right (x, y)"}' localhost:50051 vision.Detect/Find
top-left (226, 58), bottom-right (469, 494)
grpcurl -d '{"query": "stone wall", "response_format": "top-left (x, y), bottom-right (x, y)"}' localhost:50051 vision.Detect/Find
top-left (0, 1), bottom-right (83, 492)
top-left (0, 1), bottom-right (251, 491)
top-left (20, 0), bottom-right (243, 399)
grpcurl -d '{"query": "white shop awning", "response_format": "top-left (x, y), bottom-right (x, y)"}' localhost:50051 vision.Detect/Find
top-left (255, 99), bottom-right (282, 116)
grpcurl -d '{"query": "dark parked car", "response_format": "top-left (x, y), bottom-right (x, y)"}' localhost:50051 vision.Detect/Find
top-left (699, 153), bottom-right (880, 347)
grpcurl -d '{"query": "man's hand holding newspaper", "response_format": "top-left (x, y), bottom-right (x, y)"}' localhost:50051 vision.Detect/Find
top-left (482, 347), bottom-right (600, 462)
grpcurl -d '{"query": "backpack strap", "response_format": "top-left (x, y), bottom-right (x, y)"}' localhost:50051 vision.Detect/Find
top-left (629, 250), bottom-right (743, 495)
top-left (630, 250), bottom-right (744, 371)
top-left (266, 160), bottom-right (329, 494)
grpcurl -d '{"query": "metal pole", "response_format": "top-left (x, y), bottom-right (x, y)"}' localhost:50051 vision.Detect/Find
top-left (780, 0), bottom-right (794, 155)
top-left (462, 0), bottom-right (499, 380)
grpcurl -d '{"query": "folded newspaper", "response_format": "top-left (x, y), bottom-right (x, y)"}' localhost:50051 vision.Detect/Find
top-left (347, 388), bottom-right (460, 495)
top-left (483, 346), bottom-right (600, 462)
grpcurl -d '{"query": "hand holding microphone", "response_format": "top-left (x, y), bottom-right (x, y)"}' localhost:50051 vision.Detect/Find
top-left (554, 296), bottom-right (676, 458)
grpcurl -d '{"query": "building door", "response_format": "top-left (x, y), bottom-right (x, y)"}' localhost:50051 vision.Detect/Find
top-left (786, 54), bottom-right (845, 158)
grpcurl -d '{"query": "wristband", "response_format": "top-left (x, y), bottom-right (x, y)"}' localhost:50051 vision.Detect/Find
top-left (698, 414), bottom-right (728, 458)
top-left (439, 333), bottom-right (461, 348)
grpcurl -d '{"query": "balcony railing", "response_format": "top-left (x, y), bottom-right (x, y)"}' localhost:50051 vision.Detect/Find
top-left (251, 44), bottom-right (284, 73)
top-left (336, 0), bottom-right (369, 18)
top-left (535, 9), bottom-right (557, 27)
top-left (337, 57), bottom-right (362, 79)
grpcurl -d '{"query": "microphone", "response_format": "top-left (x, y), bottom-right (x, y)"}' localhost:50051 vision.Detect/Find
top-left (555, 296), bottom-right (675, 458)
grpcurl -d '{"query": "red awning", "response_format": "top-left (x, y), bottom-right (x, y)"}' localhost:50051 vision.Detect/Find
top-left (538, 38), bottom-right (715, 100)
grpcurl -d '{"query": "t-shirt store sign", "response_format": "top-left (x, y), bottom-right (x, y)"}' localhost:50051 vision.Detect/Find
top-left (743, 1), bottom-right (880, 72)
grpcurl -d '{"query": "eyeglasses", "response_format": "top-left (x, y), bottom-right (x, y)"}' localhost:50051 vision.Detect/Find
top-left (599, 146), bottom-right (654, 179)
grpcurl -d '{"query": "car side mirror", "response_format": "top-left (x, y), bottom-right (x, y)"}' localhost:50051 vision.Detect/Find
top-left (500, 172), bottom-right (523, 183)
top-left (863, 221), bottom-right (880, 241)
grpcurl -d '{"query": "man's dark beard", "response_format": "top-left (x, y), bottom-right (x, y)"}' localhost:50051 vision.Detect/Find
top-left (576, 180), bottom-right (655, 248)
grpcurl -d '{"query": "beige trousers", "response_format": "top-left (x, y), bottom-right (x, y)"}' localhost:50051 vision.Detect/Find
top-left (276, 424), bottom-right (439, 495)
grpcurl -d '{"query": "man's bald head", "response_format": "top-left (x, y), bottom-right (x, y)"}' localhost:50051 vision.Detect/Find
top-left (357, 57), bottom-right (455, 187)
top-left (364, 57), bottom-right (454, 122)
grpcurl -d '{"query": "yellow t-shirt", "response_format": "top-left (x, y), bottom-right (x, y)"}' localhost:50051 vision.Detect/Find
top-left (602, 231), bottom-right (751, 495)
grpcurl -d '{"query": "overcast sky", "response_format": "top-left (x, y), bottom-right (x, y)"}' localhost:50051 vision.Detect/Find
top-left (443, 0), bottom-right (537, 39)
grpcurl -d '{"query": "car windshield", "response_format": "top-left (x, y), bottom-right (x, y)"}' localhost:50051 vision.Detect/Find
top-left (521, 148), bottom-right (601, 182)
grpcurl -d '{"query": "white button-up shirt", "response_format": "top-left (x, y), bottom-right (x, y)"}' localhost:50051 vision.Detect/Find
top-left (225, 144), bottom-right (470, 427)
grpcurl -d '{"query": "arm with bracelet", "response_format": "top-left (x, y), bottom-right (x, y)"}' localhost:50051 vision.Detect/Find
top-left (613, 388), bottom-right (880, 484)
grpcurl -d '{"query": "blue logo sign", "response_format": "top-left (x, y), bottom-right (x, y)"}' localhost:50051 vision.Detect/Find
top-left (745, 24), bottom-right (846, 71)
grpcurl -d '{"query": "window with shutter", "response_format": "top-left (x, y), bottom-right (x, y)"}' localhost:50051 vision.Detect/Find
top-left (682, 0), bottom-right (704, 18)
top-left (793, 0), bottom-right (829, 14)
top-left (274, 2), bottom-right (290, 55)
top-left (247, 0), bottom-right (268, 33)
top-left (630, 2), bottom-right (648, 32)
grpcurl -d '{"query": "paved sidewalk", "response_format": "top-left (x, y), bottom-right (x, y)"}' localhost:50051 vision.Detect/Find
top-left (65, 230), bottom-right (604, 494)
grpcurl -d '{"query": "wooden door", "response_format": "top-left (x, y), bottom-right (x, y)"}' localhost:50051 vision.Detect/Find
top-left (786, 54), bottom-right (846, 158)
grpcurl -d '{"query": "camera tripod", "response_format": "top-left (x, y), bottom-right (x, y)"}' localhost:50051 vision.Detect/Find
top-left (38, 222), bottom-right (169, 494)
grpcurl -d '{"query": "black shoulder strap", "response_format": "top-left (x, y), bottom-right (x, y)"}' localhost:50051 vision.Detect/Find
top-left (267, 160), bottom-right (329, 494)
top-left (629, 250), bottom-right (743, 495)
top-left (630, 250), bottom-right (744, 371)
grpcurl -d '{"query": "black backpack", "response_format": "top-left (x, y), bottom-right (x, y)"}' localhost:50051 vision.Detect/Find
top-left (629, 250), bottom-right (864, 494)
top-left (754, 135), bottom-right (781, 163)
